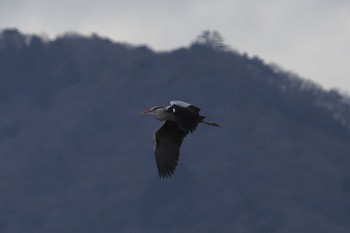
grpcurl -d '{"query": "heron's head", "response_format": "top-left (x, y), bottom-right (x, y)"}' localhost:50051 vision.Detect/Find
top-left (140, 106), bottom-right (163, 115)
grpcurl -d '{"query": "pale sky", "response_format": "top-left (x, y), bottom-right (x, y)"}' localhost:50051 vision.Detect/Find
top-left (1, 0), bottom-right (350, 91)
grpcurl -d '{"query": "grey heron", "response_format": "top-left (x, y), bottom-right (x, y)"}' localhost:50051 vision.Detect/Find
top-left (141, 100), bottom-right (219, 178)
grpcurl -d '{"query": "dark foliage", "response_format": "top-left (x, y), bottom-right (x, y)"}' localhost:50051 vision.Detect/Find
top-left (0, 28), bottom-right (350, 233)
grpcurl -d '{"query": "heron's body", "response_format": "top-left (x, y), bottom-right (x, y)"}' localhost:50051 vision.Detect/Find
top-left (141, 100), bottom-right (219, 178)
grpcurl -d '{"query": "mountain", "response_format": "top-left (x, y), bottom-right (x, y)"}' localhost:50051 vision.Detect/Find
top-left (0, 28), bottom-right (349, 233)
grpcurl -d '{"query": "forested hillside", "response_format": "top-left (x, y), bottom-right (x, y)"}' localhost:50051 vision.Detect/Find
top-left (1, 29), bottom-right (349, 233)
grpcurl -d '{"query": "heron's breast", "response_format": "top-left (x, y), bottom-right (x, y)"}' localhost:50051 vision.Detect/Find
top-left (155, 111), bottom-right (176, 121)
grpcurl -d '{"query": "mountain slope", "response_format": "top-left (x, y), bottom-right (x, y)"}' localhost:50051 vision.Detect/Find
top-left (0, 29), bottom-right (349, 233)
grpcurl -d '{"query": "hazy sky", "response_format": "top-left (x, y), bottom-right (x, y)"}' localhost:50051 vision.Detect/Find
top-left (1, 0), bottom-right (350, 91)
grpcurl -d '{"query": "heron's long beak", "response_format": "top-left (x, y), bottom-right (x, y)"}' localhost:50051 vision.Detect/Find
top-left (140, 109), bottom-right (152, 114)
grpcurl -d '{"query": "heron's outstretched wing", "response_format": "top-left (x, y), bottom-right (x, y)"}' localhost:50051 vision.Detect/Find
top-left (154, 121), bottom-right (186, 178)
top-left (170, 104), bottom-right (202, 134)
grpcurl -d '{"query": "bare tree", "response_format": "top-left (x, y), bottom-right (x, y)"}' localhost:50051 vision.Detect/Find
top-left (191, 30), bottom-right (227, 50)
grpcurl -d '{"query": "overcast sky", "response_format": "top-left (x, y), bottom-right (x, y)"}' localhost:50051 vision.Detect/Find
top-left (1, 0), bottom-right (350, 91)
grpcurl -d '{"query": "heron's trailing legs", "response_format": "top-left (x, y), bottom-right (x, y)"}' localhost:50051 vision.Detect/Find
top-left (201, 118), bottom-right (220, 127)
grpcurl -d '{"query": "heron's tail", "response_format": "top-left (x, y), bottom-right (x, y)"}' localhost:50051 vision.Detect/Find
top-left (200, 116), bottom-right (220, 127)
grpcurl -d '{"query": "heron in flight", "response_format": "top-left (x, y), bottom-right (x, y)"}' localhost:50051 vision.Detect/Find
top-left (141, 100), bottom-right (219, 178)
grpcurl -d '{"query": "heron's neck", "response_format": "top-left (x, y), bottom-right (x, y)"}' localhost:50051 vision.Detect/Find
top-left (155, 108), bottom-right (175, 121)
